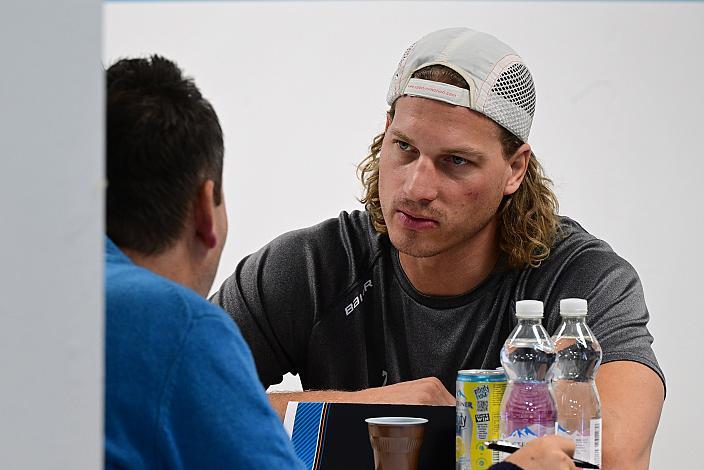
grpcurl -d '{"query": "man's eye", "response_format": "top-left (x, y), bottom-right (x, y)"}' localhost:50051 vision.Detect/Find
top-left (396, 140), bottom-right (411, 151)
top-left (450, 156), bottom-right (469, 166)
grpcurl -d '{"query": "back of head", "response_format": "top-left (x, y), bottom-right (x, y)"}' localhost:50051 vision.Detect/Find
top-left (106, 55), bottom-right (224, 255)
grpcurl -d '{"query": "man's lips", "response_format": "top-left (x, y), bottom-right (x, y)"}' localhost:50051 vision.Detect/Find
top-left (397, 210), bottom-right (439, 230)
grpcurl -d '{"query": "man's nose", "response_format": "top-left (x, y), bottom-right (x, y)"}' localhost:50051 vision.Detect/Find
top-left (403, 155), bottom-right (439, 203)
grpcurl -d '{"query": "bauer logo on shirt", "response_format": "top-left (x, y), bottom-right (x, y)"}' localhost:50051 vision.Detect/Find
top-left (344, 279), bottom-right (373, 316)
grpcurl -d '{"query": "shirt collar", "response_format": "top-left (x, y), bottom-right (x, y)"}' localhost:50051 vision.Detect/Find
top-left (105, 236), bottom-right (134, 265)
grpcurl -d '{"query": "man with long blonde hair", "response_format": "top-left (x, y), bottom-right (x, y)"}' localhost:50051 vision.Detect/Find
top-left (214, 28), bottom-right (664, 469)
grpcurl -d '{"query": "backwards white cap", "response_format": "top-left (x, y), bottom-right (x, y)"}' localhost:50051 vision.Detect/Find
top-left (386, 27), bottom-right (536, 142)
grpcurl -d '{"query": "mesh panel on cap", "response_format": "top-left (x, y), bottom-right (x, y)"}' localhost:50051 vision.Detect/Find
top-left (483, 62), bottom-right (536, 141)
top-left (386, 42), bottom-right (417, 104)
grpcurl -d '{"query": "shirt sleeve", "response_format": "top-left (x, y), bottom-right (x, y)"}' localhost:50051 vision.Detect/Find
top-left (212, 214), bottom-right (367, 389)
top-left (542, 238), bottom-right (666, 392)
top-left (210, 229), bottom-right (320, 388)
top-left (156, 308), bottom-right (305, 469)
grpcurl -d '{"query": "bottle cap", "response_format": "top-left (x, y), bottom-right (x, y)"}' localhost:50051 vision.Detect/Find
top-left (515, 300), bottom-right (543, 318)
top-left (560, 298), bottom-right (588, 317)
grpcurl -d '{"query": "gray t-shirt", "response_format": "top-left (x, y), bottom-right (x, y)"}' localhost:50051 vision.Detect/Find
top-left (212, 211), bottom-right (664, 394)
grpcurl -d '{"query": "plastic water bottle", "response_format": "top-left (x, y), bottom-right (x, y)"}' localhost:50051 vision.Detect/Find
top-left (552, 298), bottom-right (602, 467)
top-left (499, 300), bottom-right (557, 446)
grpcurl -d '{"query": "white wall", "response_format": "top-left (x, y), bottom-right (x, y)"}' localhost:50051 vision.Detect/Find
top-left (105, 2), bottom-right (704, 468)
top-left (0, 1), bottom-right (103, 468)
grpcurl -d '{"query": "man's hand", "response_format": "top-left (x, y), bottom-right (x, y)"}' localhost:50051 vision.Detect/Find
top-left (504, 435), bottom-right (576, 470)
top-left (267, 377), bottom-right (454, 419)
top-left (350, 377), bottom-right (456, 406)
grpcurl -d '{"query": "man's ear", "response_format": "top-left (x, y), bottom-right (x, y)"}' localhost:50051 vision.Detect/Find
top-left (194, 180), bottom-right (218, 249)
top-left (504, 143), bottom-right (531, 196)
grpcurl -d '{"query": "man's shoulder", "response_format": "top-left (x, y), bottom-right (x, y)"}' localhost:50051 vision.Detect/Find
top-left (106, 257), bottom-right (225, 330)
top-left (215, 210), bottom-right (388, 336)
top-left (522, 216), bottom-right (640, 298)
top-left (544, 216), bottom-right (632, 271)
top-left (276, 209), bottom-right (378, 243)
top-left (265, 210), bottom-right (386, 269)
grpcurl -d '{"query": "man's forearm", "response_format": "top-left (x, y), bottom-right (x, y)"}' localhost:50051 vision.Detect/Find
top-left (267, 390), bottom-right (361, 420)
top-left (596, 361), bottom-right (664, 469)
top-left (267, 377), bottom-right (456, 420)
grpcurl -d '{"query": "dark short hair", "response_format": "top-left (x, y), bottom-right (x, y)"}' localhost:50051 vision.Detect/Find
top-left (106, 55), bottom-right (224, 255)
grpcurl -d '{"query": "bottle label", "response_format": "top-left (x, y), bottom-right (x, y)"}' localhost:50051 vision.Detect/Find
top-left (504, 423), bottom-right (554, 445)
top-left (590, 418), bottom-right (602, 466)
top-left (555, 418), bottom-right (601, 466)
top-left (500, 423), bottom-right (554, 461)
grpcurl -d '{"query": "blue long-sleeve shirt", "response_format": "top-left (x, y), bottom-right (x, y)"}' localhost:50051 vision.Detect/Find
top-left (104, 238), bottom-right (304, 469)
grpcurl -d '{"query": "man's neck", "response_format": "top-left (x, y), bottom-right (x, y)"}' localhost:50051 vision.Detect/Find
top-left (398, 220), bottom-right (501, 297)
top-left (122, 242), bottom-right (205, 297)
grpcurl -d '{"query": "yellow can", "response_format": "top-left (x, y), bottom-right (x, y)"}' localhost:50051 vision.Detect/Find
top-left (456, 369), bottom-right (507, 470)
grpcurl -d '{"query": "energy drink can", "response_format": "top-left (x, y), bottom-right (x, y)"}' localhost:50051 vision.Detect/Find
top-left (456, 369), bottom-right (507, 470)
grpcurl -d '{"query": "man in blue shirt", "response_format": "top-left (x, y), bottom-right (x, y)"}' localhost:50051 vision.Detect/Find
top-left (104, 55), bottom-right (304, 469)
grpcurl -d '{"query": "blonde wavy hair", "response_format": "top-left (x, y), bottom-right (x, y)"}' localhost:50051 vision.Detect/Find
top-left (358, 65), bottom-right (560, 269)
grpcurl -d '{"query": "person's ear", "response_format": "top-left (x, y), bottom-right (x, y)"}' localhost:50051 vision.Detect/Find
top-left (504, 143), bottom-right (531, 196)
top-left (194, 180), bottom-right (218, 249)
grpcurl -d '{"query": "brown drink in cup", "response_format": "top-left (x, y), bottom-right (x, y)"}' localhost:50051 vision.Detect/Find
top-left (366, 417), bottom-right (428, 470)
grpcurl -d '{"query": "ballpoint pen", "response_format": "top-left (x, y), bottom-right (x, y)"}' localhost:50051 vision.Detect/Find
top-left (485, 440), bottom-right (600, 469)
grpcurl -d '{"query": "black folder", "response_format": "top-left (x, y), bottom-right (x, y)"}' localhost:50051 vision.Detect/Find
top-left (284, 402), bottom-right (455, 469)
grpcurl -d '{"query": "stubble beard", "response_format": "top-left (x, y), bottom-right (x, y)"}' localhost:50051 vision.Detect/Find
top-left (382, 198), bottom-right (446, 258)
top-left (392, 231), bottom-right (436, 258)
top-left (380, 192), bottom-right (495, 260)
top-left (389, 212), bottom-right (496, 260)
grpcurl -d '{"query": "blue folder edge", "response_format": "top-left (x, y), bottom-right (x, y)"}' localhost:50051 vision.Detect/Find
top-left (285, 402), bottom-right (330, 470)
